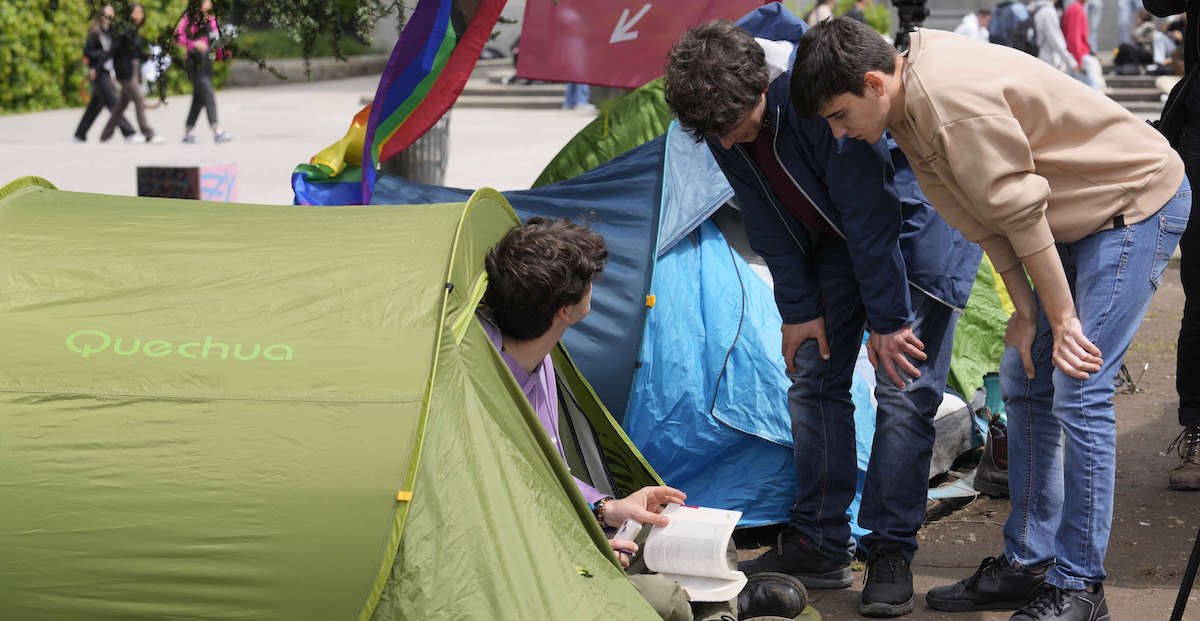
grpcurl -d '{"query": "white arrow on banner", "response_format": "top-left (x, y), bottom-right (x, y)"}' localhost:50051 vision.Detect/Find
top-left (610, 4), bottom-right (652, 44)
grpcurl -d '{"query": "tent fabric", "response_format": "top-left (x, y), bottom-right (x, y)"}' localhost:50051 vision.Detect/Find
top-left (372, 139), bottom-right (667, 421)
top-left (658, 121), bottom-right (736, 255)
top-left (0, 178), bottom-right (659, 620)
top-left (947, 257), bottom-right (1013, 400)
top-left (624, 219), bottom-right (796, 525)
top-left (534, 79), bottom-right (676, 188)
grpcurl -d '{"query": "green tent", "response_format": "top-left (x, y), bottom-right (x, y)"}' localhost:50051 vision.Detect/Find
top-left (0, 177), bottom-right (662, 620)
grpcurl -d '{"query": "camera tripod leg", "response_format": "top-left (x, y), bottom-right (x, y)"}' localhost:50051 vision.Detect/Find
top-left (1171, 523), bottom-right (1200, 621)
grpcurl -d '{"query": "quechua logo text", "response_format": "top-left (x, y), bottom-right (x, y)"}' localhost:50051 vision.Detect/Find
top-left (66, 330), bottom-right (294, 362)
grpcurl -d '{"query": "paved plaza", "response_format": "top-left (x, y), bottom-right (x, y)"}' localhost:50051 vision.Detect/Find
top-left (0, 75), bottom-right (596, 204)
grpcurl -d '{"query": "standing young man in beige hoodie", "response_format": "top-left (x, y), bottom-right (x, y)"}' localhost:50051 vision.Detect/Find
top-left (791, 18), bottom-right (1190, 621)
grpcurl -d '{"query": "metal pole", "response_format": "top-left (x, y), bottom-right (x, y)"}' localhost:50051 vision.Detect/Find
top-left (1171, 524), bottom-right (1200, 621)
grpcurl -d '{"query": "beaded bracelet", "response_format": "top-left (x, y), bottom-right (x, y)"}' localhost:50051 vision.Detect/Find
top-left (594, 496), bottom-right (615, 528)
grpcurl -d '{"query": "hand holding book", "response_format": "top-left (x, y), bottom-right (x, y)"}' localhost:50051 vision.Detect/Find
top-left (599, 485), bottom-right (687, 528)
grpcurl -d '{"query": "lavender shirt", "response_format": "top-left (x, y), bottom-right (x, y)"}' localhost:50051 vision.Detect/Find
top-left (481, 318), bottom-right (606, 504)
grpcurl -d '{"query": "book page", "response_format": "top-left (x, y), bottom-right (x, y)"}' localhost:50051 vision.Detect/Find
top-left (658, 571), bottom-right (748, 603)
top-left (643, 504), bottom-right (741, 580)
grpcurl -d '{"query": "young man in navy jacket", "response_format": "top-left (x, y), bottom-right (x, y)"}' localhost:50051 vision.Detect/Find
top-left (664, 5), bottom-right (981, 617)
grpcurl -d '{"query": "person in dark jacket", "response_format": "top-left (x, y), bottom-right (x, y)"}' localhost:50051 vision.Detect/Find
top-left (1146, 0), bottom-right (1200, 491)
top-left (663, 5), bottom-right (981, 618)
top-left (100, 3), bottom-right (161, 144)
top-left (72, 4), bottom-right (137, 143)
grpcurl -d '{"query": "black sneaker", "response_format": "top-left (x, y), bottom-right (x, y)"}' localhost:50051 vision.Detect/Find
top-left (1010, 584), bottom-right (1110, 621)
top-left (737, 572), bottom-right (808, 620)
top-left (738, 528), bottom-right (853, 588)
top-left (926, 555), bottom-right (1047, 611)
top-left (860, 543), bottom-right (914, 617)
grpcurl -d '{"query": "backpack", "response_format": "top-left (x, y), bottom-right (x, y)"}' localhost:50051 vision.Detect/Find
top-left (1008, 11), bottom-right (1040, 56)
top-left (990, 2), bottom-right (1039, 56)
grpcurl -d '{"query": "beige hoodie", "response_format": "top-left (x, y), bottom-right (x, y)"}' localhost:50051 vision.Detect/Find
top-left (888, 29), bottom-right (1185, 273)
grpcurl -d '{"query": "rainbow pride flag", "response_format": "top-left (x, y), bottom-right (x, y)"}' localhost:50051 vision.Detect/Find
top-left (293, 0), bottom-right (505, 205)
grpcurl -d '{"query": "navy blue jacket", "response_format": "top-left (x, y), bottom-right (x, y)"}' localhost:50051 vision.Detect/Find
top-left (708, 4), bottom-right (981, 332)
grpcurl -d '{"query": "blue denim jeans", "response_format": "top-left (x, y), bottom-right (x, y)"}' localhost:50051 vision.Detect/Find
top-left (1116, 0), bottom-right (1133, 45)
top-left (1002, 182), bottom-right (1191, 590)
top-left (786, 237), bottom-right (959, 562)
top-left (1085, 0), bottom-right (1103, 54)
top-left (563, 83), bottom-right (590, 109)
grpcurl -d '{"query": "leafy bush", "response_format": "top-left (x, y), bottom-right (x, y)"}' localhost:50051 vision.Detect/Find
top-left (0, 1), bottom-right (91, 113)
top-left (234, 28), bottom-right (378, 59)
top-left (785, 0), bottom-right (892, 36)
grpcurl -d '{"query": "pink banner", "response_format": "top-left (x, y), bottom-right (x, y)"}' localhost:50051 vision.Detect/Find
top-left (516, 0), bottom-right (767, 89)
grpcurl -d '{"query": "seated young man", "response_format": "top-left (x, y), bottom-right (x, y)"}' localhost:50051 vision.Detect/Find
top-left (480, 217), bottom-right (807, 621)
top-left (792, 17), bottom-right (1190, 621)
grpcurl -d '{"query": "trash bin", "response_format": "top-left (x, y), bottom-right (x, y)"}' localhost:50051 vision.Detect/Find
top-left (379, 113), bottom-right (450, 186)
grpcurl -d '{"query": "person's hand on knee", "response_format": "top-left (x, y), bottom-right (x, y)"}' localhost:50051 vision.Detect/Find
top-left (782, 318), bottom-right (830, 372)
top-left (867, 326), bottom-right (925, 388)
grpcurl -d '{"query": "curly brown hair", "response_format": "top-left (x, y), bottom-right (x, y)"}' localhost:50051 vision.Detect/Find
top-left (663, 19), bottom-right (769, 142)
top-left (483, 217), bottom-right (607, 341)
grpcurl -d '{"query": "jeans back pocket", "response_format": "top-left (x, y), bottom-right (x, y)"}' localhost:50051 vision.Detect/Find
top-left (1152, 213), bottom-right (1189, 288)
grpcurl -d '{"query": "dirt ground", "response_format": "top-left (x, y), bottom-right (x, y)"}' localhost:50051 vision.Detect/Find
top-left (737, 263), bottom-right (1200, 620)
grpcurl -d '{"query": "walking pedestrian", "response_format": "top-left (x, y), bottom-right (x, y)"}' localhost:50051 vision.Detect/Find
top-left (176, 0), bottom-right (232, 144)
top-left (100, 3), bottom-right (162, 144)
top-left (72, 4), bottom-right (137, 143)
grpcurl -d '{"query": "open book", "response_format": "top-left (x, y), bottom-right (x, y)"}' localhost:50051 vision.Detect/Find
top-left (642, 504), bottom-right (746, 602)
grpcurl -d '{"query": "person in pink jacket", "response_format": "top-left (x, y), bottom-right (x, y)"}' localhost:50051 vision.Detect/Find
top-left (175, 0), bottom-right (231, 144)
top-left (792, 18), bottom-right (1189, 621)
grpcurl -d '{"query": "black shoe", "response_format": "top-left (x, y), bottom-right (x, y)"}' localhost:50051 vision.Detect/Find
top-left (860, 543), bottom-right (914, 617)
top-left (738, 528), bottom-right (852, 589)
top-left (1010, 584), bottom-right (1110, 621)
top-left (738, 572), bottom-right (808, 620)
top-left (926, 555), bottom-right (1047, 611)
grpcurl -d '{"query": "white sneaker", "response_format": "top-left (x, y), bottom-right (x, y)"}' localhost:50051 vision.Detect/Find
top-left (146, 135), bottom-right (165, 145)
top-left (125, 135), bottom-right (147, 144)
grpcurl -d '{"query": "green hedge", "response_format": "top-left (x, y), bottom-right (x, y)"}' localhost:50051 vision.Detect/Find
top-left (235, 28), bottom-right (378, 59)
top-left (0, 1), bottom-right (227, 115)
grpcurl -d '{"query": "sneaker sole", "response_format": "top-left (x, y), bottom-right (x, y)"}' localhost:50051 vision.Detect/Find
top-left (789, 567), bottom-right (853, 589)
top-left (924, 594), bottom-right (1028, 612)
top-left (860, 597), bottom-right (914, 617)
